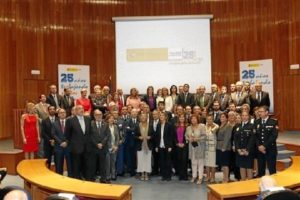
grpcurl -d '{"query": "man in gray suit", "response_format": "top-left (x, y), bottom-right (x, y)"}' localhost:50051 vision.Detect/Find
top-left (194, 85), bottom-right (211, 110)
top-left (90, 109), bottom-right (110, 183)
top-left (219, 86), bottom-right (231, 111)
top-left (230, 81), bottom-right (250, 110)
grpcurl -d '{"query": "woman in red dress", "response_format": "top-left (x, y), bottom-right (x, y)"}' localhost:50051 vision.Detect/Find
top-left (76, 88), bottom-right (92, 116)
top-left (20, 102), bottom-right (40, 159)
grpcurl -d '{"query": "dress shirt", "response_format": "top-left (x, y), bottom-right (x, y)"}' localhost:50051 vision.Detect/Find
top-left (160, 123), bottom-right (165, 148)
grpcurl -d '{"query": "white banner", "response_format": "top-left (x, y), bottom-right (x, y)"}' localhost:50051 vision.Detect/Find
top-left (58, 64), bottom-right (90, 99)
top-left (239, 59), bottom-right (274, 113)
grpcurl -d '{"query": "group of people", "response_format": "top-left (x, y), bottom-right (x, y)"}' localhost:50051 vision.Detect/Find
top-left (20, 81), bottom-right (278, 185)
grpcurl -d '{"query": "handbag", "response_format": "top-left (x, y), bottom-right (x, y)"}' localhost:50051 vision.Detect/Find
top-left (191, 141), bottom-right (198, 147)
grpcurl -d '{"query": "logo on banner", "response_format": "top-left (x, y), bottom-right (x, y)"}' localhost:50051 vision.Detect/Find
top-left (58, 65), bottom-right (90, 99)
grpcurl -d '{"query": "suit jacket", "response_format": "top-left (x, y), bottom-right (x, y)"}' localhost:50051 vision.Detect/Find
top-left (210, 110), bottom-right (222, 126)
top-left (194, 94), bottom-right (211, 109)
top-left (65, 115), bottom-right (92, 154)
top-left (150, 119), bottom-right (160, 147)
top-left (61, 95), bottom-right (75, 117)
top-left (176, 92), bottom-right (194, 108)
top-left (230, 92), bottom-right (250, 106)
top-left (91, 120), bottom-right (110, 153)
top-left (233, 122), bottom-right (255, 153)
top-left (155, 122), bottom-right (175, 149)
top-left (42, 116), bottom-right (58, 145)
top-left (210, 92), bottom-right (220, 106)
top-left (174, 126), bottom-right (187, 145)
top-left (135, 122), bottom-right (153, 151)
top-left (34, 103), bottom-right (49, 121)
top-left (125, 118), bottom-right (139, 147)
top-left (219, 93), bottom-right (231, 111)
top-left (46, 93), bottom-right (64, 109)
top-left (51, 119), bottom-right (70, 152)
top-left (254, 118), bottom-right (278, 149)
top-left (249, 91), bottom-right (270, 111)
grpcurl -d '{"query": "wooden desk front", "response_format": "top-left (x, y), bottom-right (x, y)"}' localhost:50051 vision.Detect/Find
top-left (17, 159), bottom-right (132, 200)
top-left (207, 156), bottom-right (300, 200)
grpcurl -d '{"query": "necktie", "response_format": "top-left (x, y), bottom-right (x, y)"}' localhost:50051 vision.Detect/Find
top-left (242, 122), bottom-right (244, 128)
top-left (154, 121), bottom-right (157, 131)
top-left (184, 93), bottom-right (187, 103)
top-left (237, 92), bottom-right (241, 102)
top-left (200, 96), bottom-right (204, 107)
top-left (54, 94), bottom-right (59, 108)
top-left (51, 117), bottom-right (55, 124)
top-left (262, 119), bottom-right (265, 125)
top-left (68, 96), bottom-right (71, 105)
top-left (61, 120), bottom-right (65, 133)
top-left (119, 97), bottom-right (123, 107)
top-left (258, 92), bottom-right (261, 103)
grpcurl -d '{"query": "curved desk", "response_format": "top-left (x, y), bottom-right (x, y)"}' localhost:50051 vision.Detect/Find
top-left (207, 156), bottom-right (300, 200)
top-left (17, 159), bottom-right (132, 200)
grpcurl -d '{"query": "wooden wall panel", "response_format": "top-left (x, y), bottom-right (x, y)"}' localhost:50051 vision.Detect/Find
top-left (0, 0), bottom-right (300, 139)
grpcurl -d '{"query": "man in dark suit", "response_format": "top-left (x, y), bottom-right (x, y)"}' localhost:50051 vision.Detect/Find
top-left (90, 109), bottom-right (110, 183)
top-left (124, 108), bottom-right (139, 176)
top-left (61, 87), bottom-right (75, 117)
top-left (176, 84), bottom-right (194, 108)
top-left (65, 105), bottom-right (92, 180)
top-left (255, 106), bottom-right (278, 177)
top-left (249, 82), bottom-right (270, 114)
top-left (210, 84), bottom-right (220, 107)
top-left (51, 108), bottom-right (72, 177)
top-left (219, 86), bottom-right (231, 111)
top-left (194, 85), bottom-right (211, 110)
top-left (115, 107), bottom-right (129, 176)
top-left (170, 105), bottom-right (184, 125)
top-left (150, 110), bottom-right (160, 175)
top-left (155, 112), bottom-right (175, 181)
top-left (209, 101), bottom-right (222, 126)
top-left (42, 106), bottom-right (57, 168)
top-left (157, 101), bottom-right (172, 121)
top-left (46, 84), bottom-right (63, 109)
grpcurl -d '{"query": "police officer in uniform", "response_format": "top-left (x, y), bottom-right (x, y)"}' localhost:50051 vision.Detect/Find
top-left (234, 111), bottom-right (255, 180)
top-left (255, 106), bottom-right (278, 177)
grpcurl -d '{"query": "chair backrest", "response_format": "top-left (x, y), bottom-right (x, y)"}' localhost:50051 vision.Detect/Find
top-left (263, 190), bottom-right (300, 200)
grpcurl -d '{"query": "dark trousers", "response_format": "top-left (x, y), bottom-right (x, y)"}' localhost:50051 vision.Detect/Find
top-left (54, 148), bottom-right (72, 177)
top-left (116, 143), bottom-right (125, 175)
top-left (257, 148), bottom-right (277, 177)
top-left (159, 148), bottom-right (172, 179)
top-left (176, 146), bottom-right (188, 179)
top-left (97, 150), bottom-right (107, 181)
top-left (125, 144), bottom-right (136, 175)
top-left (43, 142), bottom-right (54, 168)
top-left (71, 152), bottom-right (89, 180)
top-left (152, 148), bottom-right (160, 175)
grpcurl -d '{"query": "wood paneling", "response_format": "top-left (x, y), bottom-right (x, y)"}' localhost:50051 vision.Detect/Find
top-left (0, 0), bottom-right (300, 139)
